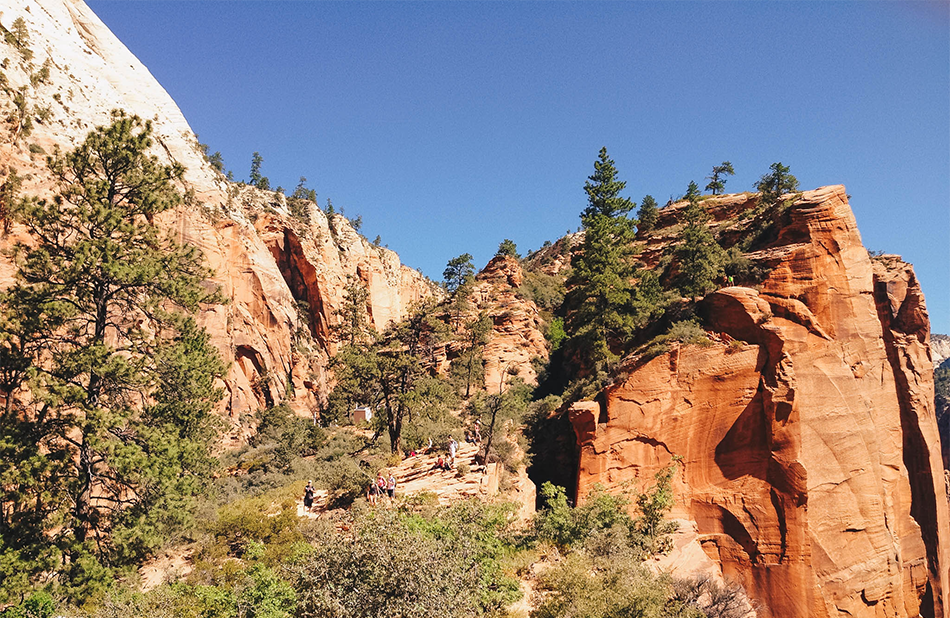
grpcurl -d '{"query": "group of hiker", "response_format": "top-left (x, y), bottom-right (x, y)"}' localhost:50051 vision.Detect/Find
top-left (366, 471), bottom-right (397, 505)
top-left (302, 419), bottom-right (486, 511)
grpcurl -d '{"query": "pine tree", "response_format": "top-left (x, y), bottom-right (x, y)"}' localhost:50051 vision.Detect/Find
top-left (0, 111), bottom-right (224, 598)
top-left (673, 181), bottom-right (725, 297)
top-left (333, 276), bottom-right (371, 347)
top-left (704, 161), bottom-right (735, 195)
top-left (495, 239), bottom-right (520, 258)
top-left (755, 162), bottom-right (798, 205)
top-left (249, 151), bottom-right (270, 190)
top-left (443, 253), bottom-right (475, 330)
top-left (563, 148), bottom-right (644, 368)
top-left (328, 301), bottom-right (446, 454)
top-left (637, 195), bottom-right (658, 234)
top-left (458, 313), bottom-right (492, 398)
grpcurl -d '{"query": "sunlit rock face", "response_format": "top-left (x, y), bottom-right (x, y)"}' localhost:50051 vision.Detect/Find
top-left (571, 186), bottom-right (949, 618)
top-left (0, 0), bottom-right (436, 433)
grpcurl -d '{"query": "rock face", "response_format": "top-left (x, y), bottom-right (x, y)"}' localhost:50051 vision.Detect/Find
top-left (571, 186), bottom-right (949, 617)
top-left (932, 335), bottom-right (950, 370)
top-left (469, 255), bottom-right (549, 391)
top-left (0, 0), bottom-right (436, 429)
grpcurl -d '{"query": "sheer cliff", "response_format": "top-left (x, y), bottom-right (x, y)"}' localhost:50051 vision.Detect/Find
top-left (570, 187), bottom-right (948, 617)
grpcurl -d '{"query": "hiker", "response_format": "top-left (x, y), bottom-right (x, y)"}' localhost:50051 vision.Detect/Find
top-left (303, 480), bottom-right (315, 512)
top-left (464, 430), bottom-right (474, 444)
top-left (432, 456), bottom-right (449, 472)
top-left (376, 472), bottom-right (386, 496)
top-left (386, 472), bottom-right (396, 501)
top-left (448, 437), bottom-right (458, 467)
top-left (473, 419), bottom-right (482, 443)
top-left (367, 478), bottom-right (380, 505)
top-left (426, 437), bottom-right (433, 453)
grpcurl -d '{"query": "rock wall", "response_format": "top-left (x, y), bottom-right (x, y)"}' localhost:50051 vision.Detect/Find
top-left (0, 0), bottom-right (436, 433)
top-left (571, 186), bottom-right (949, 617)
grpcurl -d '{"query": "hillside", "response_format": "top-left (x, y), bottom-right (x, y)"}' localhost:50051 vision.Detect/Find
top-left (0, 0), bottom-right (439, 436)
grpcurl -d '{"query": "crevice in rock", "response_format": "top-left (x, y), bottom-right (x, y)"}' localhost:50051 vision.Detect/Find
top-left (265, 226), bottom-right (329, 349)
top-left (873, 271), bottom-right (943, 618)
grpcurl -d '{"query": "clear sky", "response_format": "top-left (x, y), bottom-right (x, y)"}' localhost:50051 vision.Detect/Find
top-left (86, 1), bottom-right (950, 333)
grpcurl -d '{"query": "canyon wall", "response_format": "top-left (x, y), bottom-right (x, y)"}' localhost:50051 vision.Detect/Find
top-left (571, 186), bottom-right (949, 617)
top-left (0, 0), bottom-right (436, 434)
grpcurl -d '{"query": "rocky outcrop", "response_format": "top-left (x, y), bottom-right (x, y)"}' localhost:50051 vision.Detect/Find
top-left (0, 0), bottom-right (436, 429)
top-left (933, 335), bottom-right (950, 370)
top-left (467, 255), bottom-right (549, 391)
top-left (571, 186), bottom-right (949, 617)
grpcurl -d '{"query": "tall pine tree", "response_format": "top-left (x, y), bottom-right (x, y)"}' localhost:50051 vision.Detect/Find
top-left (563, 148), bottom-right (647, 369)
top-left (0, 111), bottom-right (224, 599)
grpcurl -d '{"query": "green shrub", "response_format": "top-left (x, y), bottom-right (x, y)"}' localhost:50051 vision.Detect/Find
top-left (290, 502), bottom-right (522, 617)
top-left (667, 320), bottom-right (711, 346)
top-left (518, 270), bottom-right (566, 312)
top-left (0, 591), bottom-right (54, 618)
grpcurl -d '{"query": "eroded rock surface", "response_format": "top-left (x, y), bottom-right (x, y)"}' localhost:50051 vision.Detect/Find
top-left (469, 255), bottom-right (549, 391)
top-left (572, 186), bottom-right (949, 617)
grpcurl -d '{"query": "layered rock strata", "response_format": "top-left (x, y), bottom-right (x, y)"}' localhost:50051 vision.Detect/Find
top-left (571, 186), bottom-right (949, 617)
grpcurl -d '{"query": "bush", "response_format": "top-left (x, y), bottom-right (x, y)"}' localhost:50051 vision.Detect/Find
top-left (667, 320), bottom-right (711, 346)
top-left (290, 502), bottom-right (522, 617)
top-left (518, 270), bottom-right (566, 312)
top-left (0, 591), bottom-right (54, 618)
top-left (535, 463), bottom-right (678, 557)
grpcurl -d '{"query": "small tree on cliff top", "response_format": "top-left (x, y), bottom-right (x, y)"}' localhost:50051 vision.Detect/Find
top-left (755, 162), bottom-right (798, 205)
top-left (0, 111), bottom-right (224, 600)
top-left (637, 194), bottom-right (658, 234)
top-left (705, 161), bottom-right (735, 195)
top-left (496, 239), bottom-right (520, 259)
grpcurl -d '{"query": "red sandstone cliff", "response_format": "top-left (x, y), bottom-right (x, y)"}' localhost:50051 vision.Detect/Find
top-left (571, 186), bottom-right (949, 617)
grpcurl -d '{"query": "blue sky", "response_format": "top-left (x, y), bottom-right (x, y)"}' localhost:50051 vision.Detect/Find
top-left (87, 1), bottom-right (950, 333)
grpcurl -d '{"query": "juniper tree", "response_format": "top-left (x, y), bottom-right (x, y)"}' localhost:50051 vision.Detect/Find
top-left (0, 111), bottom-right (224, 599)
top-left (704, 161), bottom-right (735, 195)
